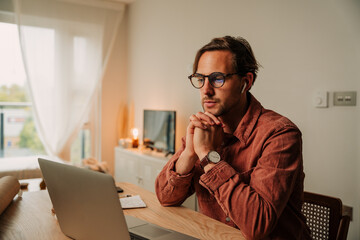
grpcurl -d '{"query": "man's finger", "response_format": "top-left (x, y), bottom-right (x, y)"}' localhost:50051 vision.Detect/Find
top-left (204, 112), bottom-right (222, 125)
top-left (195, 112), bottom-right (215, 125)
top-left (189, 114), bottom-right (207, 129)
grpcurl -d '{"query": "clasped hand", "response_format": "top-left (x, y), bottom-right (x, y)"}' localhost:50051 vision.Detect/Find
top-left (186, 112), bottom-right (224, 160)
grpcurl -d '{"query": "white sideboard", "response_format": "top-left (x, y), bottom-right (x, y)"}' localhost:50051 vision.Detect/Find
top-left (114, 147), bottom-right (197, 210)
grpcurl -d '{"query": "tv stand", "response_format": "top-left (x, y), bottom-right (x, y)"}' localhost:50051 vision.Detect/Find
top-left (114, 147), bottom-right (196, 210)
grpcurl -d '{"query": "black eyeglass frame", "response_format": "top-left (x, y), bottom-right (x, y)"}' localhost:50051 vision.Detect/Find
top-left (188, 72), bottom-right (239, 89)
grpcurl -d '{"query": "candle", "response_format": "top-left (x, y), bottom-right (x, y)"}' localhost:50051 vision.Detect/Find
top-left (131, 128), bottom-right (139, 148)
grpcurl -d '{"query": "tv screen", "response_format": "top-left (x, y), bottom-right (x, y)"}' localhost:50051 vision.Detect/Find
top-left (143, 110), bottom-right (176, 154)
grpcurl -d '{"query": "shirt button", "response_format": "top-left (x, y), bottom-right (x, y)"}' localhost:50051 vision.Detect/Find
top-left (225, 217), bottom-right (231, 222)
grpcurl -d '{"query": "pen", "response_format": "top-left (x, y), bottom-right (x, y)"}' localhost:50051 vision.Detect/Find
top-left (119, 194), bottom-right (132, 198)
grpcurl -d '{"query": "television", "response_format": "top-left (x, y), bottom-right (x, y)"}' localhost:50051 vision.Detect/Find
top-left (143, 110), bottom-right (176, 154)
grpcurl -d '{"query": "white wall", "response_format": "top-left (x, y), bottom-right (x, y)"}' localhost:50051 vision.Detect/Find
top-left (124, 0), bottom-right (360, 238)
top-left (101, 11), bottom-right (128, 175)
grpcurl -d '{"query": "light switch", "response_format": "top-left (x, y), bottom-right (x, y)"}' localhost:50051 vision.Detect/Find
top-left (334, 91), bottom-right (357, 106)
top-left (313, 91), bottom-right (328, 108)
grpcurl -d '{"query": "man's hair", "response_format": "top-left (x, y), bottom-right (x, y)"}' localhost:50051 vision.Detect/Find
top-left (193, 36), bottom-right (260, 84)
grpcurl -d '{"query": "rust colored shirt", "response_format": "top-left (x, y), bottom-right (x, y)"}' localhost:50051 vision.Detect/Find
top-left (155, 94), bottom-right (311, 239)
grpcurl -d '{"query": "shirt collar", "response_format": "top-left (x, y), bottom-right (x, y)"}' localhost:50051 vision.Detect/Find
top-left (232, 93), bottom-right (263, 143)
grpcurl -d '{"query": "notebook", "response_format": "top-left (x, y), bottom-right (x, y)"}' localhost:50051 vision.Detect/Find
top-left (38, 158), bottom-right (198, 240)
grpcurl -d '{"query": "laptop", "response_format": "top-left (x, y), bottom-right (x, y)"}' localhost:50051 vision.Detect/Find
top-left (38, 158), bottom-right (198, 240)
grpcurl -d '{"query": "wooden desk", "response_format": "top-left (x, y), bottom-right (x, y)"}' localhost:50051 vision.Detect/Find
top-left (0, 182), bottom-right (245, 240)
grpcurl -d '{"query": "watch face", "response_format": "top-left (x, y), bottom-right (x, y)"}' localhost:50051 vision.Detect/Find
top-left (208, 151), bottom-right (221, 163)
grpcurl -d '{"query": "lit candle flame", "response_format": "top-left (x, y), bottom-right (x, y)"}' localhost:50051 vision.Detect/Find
top-left (132, 128), bottom-right (139, 139)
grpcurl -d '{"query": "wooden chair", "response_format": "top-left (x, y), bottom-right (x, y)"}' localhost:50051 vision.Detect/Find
top-left (302, 191), bottom-right (351, 240)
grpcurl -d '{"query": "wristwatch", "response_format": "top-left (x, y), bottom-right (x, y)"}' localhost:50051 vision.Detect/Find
top-left (200, 150), bottom-right (221, 169)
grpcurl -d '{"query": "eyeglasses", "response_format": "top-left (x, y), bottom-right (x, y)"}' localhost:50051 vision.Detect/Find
top-left (188, 72), bottom-right (238, 89)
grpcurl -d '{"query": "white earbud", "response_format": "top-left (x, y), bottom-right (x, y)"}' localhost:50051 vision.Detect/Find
top-left (241, 83), bottom-right (247, 94)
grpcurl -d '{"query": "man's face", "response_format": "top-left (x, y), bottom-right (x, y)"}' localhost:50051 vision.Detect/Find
top-left (197, 50), bottom-right (244, 117)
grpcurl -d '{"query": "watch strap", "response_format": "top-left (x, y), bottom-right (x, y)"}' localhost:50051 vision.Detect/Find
top-left (200, 155), bottom-right (210, 169)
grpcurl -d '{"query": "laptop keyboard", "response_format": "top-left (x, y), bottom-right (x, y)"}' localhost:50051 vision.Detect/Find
top-left (130, 232), bottom-right (149, 240)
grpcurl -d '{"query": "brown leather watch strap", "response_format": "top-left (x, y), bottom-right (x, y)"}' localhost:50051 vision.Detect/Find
top-left (200, 155), bottom-right (210, 169)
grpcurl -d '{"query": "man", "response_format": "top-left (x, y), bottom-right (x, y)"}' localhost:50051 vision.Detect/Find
top-left (155, 36), bottom-right (311, 239)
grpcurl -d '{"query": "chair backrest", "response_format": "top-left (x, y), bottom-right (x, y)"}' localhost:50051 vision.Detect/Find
top-left (301, 191), bottom-right (350, 240)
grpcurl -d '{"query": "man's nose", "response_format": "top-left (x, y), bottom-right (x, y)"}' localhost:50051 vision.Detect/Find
top-left (201, 78), bottom-right (215, 96)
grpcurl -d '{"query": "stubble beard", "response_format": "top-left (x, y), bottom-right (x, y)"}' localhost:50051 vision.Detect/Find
top-left (202, 103), bottom-right (226, 117)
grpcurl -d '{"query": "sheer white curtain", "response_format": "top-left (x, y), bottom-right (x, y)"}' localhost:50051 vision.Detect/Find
top-left (13, 0), bottom-right (124, 159)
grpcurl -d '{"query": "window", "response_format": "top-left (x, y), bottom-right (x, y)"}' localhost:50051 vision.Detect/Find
top-left (0, 22), bottom-right (45, 157)
top-left (0, 0), bottom-right (123, 164)
top-left (0, 22), bottom-right (91, 162)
